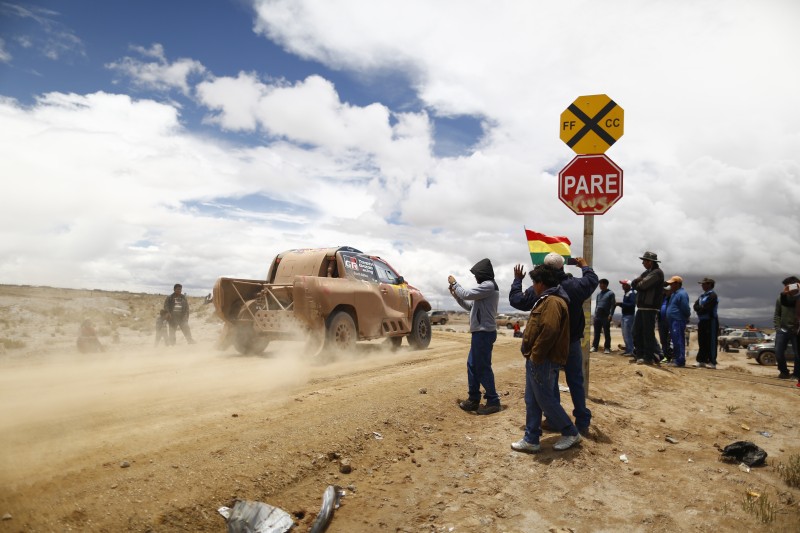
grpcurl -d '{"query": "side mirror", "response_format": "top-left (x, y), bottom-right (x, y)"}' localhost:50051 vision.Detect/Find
top-left (396, 276), bottom-right (405, 285)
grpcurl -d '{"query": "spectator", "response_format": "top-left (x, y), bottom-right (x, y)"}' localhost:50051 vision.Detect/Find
top-left (665, 276), bottom-right (690, 367)
top-left (617, 280), bottom-right (636, 356)
top-left (511, 264), bottom-right (581, 454)
top-left (591, 279), bottom-right (616, 354)
top-left (631, 252), bottom-right (665, 365)
top-left (657, 286), bottom-right (674, 362)
top-left (509, 253), bottom-right (598, 436)
top-left (164, 283), bottom-right (196, 346)
top-left (513, 320), bottom-right (523, 338)
top-left (693, 277), bottom-right (719, 369)
top-left (773, 276), bottom-right (800, 381)
top-left (449, 259), bottom-right (501, 415)
top-left (154, 309), bottom-right (169, 347)
top-left (77, 319), bottom-right (105, 353)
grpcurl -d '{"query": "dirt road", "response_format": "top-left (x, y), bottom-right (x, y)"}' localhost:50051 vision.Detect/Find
top-left (1, 294), bottom-right (799, 531)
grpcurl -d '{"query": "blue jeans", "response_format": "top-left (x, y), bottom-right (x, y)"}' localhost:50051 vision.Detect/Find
top-left (669, 320), bottom-right (687, 366)
top-left (525, 358), bottom-right (578, 444)
top-left (633, 310), bottom-right (658, 362)
top-left (467, 331), bottom-right (499, 404)
top-left (775, 329), bottom-right (800, 377)
top-left (621, 314), bottom-right (634, 354)
top-left (553, 339), bottom-right (591, 430)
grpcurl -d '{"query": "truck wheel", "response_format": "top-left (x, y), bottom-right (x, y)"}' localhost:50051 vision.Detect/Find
top-left (408, 310), bottom-right (431, 349)
top-left (441, 318), bottom-right (448, 326)
top-left (506, 323), bottom-right (514, 329)
top-left (233, 324), bottom-right (270, 355)
top-left (326, 311), bottom-right (357, 353)
top-left (757, 351), bottom-right (776, 366)
top-left (729, 340), bottom-right (740, 349)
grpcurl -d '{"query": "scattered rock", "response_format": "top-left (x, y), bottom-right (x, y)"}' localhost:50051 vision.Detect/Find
top-left (418, 388), bottom-right (427, 394)
top-left (635, 370), bottom-right (643, 377)
top-left (665, 436), bottom-right (678, 444)
top-left (2, 513), bottom-right (12, 521)
top-left (120, 461), bottom-right (130, 468)
top-left (339, 459), bottom-right (352, 474)
top-left (231, 413), bottom-right (239, 417)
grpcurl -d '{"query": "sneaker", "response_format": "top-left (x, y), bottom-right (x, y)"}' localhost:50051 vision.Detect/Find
top-left (577, 426), bottom-right (590, 438)
top-left (706, 364), bottom-right (716, 369)
top-left (603, 349), bottom-right (611, 354)
top-left (458, 399), bottom-right (480, 412)
top-left (476, 403), bottom-right (501, 415)
top-left (621, 352), bottom-right (634, 356)
top-left (636, 359), bottom-right (645, 364)
top-left (511, 438), bottom-right (540, 453)
top-left (694, 362), bottom-right (706, 368)
top-left (553, 433), bottom-right (581, 451)
top-left (667, 362), bottom-right (685, 368)
top-left (589, 347), bottom-right (597, 353)
top-left (778, 372), bottom-right (791, 379)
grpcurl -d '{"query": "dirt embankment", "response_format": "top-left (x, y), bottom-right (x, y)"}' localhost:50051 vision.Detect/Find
top-left (0, 286), bottom-right (799, 532)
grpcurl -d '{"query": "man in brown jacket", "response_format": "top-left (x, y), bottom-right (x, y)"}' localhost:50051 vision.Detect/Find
top-left (511, 265), bottom-right (581, 453)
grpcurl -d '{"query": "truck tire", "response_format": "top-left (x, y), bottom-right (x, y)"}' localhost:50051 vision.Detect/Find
top-left (326, 311), bottom-right (357, 353)
top-left (408, 310), bottom-right (431, 349)
top-left (233, 323), bottom-right (270, 355)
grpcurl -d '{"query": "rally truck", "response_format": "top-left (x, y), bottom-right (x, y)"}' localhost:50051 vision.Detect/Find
top-left (212, 246), bottom-right (432, 355)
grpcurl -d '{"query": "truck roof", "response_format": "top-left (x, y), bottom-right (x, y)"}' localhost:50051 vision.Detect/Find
top-left (268, 246), bottom-right (362, 284)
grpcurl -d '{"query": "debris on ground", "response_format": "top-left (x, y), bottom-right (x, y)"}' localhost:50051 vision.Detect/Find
top-left (720, 441), bottom-right (768, 467)
top-left (218, 499), bottom-right (293, 533)
top-left (309, 485), bottom-right (345, 533)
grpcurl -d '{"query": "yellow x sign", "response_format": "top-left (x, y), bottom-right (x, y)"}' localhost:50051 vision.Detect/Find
top-left (560, 94), bottom-right (624, 154)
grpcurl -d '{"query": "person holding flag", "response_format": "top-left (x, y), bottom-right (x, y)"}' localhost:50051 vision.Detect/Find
top-left (510, 229), bottom-right (598, 436)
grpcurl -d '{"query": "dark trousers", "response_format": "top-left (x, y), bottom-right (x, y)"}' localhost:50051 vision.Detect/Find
top-left (168, 318), bottom-right (194, 345)
top-left (633, 310), bottom-right (658, 362)
top-left (696, 318), bottom-right (718, 365)
top-left (592, 313), bottom-right (611, 351)
top-left (467, 331), bottom-right (499, 405)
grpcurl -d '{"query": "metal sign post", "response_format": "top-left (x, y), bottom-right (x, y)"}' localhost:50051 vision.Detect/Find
top-left (558, 93), bottom-right (624, 398)
top-left (582, 215), bottom-right (594, 397)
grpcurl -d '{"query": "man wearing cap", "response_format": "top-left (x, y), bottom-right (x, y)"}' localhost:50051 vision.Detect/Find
top-left (693, 277), bottom-right (719, 369)
top-left (509, 253), bottom-right (598, 436)
top-left (590, 279), bottom-right (616, 354)
top-left (772, 276), bottom-right (800, 381)
top-left (631, 252), bottom-right (665, 365)
top-left (616, 280), bottom-right (636, 356)
top-left (665, 276), bottom-right (690, 367)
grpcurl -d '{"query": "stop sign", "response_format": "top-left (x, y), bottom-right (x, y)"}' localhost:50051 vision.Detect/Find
top-left (558, 154), bottom-right (623, 215)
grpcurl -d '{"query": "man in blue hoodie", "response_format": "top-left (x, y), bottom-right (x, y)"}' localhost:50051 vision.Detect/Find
top-left (449, 258), bottom-right (501, 415)
top-left (509, 253), bottom-right (598, 435)
top-left (665, 275), bottom-right (691, 367)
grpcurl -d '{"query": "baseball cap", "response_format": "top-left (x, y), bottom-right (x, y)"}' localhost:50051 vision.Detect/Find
top-left (666, 276), bottom-right (683, 284)
top-left (543, 252), bottom-right (564, 270)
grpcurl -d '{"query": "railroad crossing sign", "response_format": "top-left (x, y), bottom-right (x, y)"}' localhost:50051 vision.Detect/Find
top-left (560, 94), bottom-right (624, 154)
top-left (558, 154), bottom-right (623, 215)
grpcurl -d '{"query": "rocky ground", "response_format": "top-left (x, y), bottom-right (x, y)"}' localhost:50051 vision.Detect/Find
top-left (0, 285), bottom-right (799, 532)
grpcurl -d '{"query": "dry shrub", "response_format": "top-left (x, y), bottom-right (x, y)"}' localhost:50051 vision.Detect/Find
top-left (742, 490), bottom-right (775, 524)
top-left (0, 338), bottom-right (26, 349)
top-left (777, 454), bottom-right (800, 489)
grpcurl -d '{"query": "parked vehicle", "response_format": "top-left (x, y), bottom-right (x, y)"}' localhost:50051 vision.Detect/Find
top-left (212, 247), bottom-right (432, 355)
top-left (496, 314), bottom-right (518, 329)
top-left (429, 310), bottom-right (449, 325)
top-left (746, 341), bottom-right (796, 366)
top-left (718, 329), bottom-right (770, 351)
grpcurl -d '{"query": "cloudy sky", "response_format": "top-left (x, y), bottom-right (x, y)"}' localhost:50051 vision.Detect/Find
top-left (1, 0), bottom-right (799, 324)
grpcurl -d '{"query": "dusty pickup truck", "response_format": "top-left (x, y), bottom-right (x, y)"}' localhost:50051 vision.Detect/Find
top-left (212, 246), bottom-right (432, 355)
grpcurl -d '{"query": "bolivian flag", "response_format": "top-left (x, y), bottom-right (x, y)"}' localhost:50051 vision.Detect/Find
top-left (526, 229), bottom-right (571, 265)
